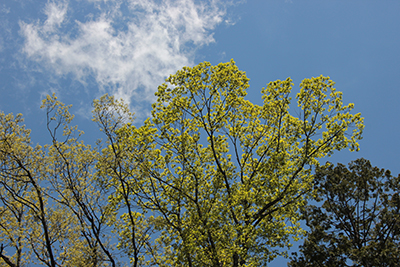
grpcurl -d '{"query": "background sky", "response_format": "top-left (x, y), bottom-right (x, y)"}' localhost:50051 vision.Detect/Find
top-left (1, 0), bottom-right (400, 265)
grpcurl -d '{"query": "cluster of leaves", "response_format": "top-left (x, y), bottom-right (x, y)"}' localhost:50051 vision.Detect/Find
top-left (0, 99), bottom-right (110, 267)
top-left (289, 159), bottom-right (400, 267)
top-left (0, 60), bottom-right (364, 266)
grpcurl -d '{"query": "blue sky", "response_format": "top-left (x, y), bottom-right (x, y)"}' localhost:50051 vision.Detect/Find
top-left (1, 0), bottom-right (400, 265)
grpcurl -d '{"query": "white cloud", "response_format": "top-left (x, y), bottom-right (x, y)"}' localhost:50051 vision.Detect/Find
top-left (42, 1), bottom-right (68, 32)
top-left (19, 0), bottom-right (228, 110)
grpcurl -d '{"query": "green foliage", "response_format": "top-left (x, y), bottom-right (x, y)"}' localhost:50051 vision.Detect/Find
top-left (289, 158), bottom-right (400, 267)
top-left (114, 60), bottom-right (363, 266)
top-left (0, 60), bottom-right (364, 266)
top-left (92, 94), bottom-right (155, 267)
top-left (0, 95), bottom-right (115, 267)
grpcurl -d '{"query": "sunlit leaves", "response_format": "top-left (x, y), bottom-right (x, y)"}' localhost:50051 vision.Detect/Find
top-left (0, 60), bottom-right (364, 267)
top-left (0, 96), bottom-right (115, 266)
top-left (116, 60), bottom-right (364, 266)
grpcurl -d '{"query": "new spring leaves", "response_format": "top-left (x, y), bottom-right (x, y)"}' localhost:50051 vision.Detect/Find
top-left (0, 60), bottom-right (363, 266)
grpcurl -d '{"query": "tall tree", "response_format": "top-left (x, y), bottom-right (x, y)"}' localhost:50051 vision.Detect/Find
top-left (0, 111), bottom-right (59, 267)
top-left (93, 94), bottom-right (156, 266)
top-left (114, 60), bottom-right (364, 266)
top-left (0, 96), bottom-right (117, 267)
top-left (42, 95), bottom-right (117, 267)
top-left (0, 60), bottom-right (364, 266)
top-left (289, 158), bottom-right (400, 267)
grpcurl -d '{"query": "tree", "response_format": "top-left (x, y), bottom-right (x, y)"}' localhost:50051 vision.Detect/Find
top-left (289, 158), bottom-right (400, 267)
top-left (0, 97), bottom-right (117, 267)
top-left (112, 60), bottom-right (364, 266)
top-left (0, 111), bottom-right (60, 267)
top-left (42, 95), bottom-right (118, 266)
top-left (0, 60), bottom-right (364, 266)
top-left (92, 94), bottom-right (156, 266)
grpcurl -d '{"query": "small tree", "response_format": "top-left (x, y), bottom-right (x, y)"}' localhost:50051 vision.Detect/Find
top-left (289, 158), bottom-right (400, 267)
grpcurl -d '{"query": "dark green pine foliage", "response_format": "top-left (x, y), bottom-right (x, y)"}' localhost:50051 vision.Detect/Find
top-left (289, 158), bottom-right (400, 267)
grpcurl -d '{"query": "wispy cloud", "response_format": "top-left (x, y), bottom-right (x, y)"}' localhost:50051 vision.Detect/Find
top-left (19, 0), bottom-right (229, 110)
top-left (0, 4), bottom-right (11, 54)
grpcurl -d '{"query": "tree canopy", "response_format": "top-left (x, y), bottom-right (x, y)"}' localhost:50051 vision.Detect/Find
top-left (289, 158), bottom-right (400, 267)
top-left (0, 60), bottom-right (364, 266)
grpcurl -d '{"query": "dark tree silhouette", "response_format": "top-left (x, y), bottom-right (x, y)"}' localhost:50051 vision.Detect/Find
top-left (289, 158), bottom-right (400, 267)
